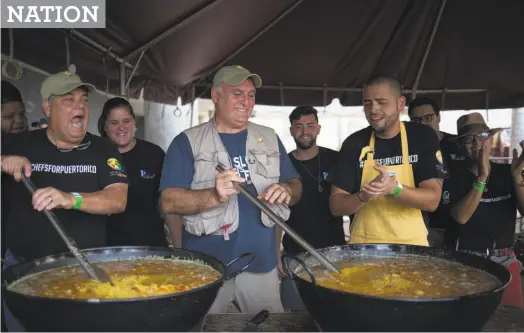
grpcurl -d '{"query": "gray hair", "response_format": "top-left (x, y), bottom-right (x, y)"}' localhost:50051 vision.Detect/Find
top-left (216, 84), bottom-right (224, 96)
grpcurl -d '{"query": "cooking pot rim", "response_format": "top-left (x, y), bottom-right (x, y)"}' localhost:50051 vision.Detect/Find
top-left (285, 243), bottom-right (511, 302)
top-left (3, 246), bottom-right (252, 303)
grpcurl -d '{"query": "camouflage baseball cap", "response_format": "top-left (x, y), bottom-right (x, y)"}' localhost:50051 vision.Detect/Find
top-left (212, 65), bottom-right (262, 88)
top-left (40, 64), bottom-right (96, 100)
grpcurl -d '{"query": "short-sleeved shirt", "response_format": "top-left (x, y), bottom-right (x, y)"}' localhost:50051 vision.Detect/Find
top-left (332, 122), bottom-right (440, 224)
top-left (2, 129), bottom-right (129, 260)
top-left (284, 147), bottom-right (345, 255)
top-left (449, 162), bottom-right (517, 250)
top-left (159, 129), bottom-right (298, 273)
top-left (107, 138), bottom-right (167, 247)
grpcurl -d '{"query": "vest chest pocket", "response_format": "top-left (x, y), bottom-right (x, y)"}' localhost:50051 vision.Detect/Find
top-left (250, 149), bottom-right (280, 179)
top-left (193, 152), bottom-right (217, 188)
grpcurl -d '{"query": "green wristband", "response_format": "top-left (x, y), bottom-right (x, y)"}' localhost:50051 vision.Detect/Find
top-left (390, 183), bottom-right (403, 197)
top-left (472, 182), bottom-right (485, 192)
top-left (71, 192), bottom-right (83, 210)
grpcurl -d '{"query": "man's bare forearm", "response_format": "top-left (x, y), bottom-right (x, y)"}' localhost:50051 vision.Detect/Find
top-left (281, 178), bottom-right (302, 206)
top-left (161, 188), bottom-right (221, 215)
top-left (451, 188), bottom-right (483, 224)
top-left (330, 192), bottom-right (365, 216)
top-left (391, 182), bottom-right (441, 212)
top-left (78, 184), bottom-right (128, 215)
top-left (165, 214), bottom-right (183, 248)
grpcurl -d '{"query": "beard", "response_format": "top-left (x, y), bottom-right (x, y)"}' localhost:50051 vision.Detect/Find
top-left (294, 135), bottom-right (317, 150)
top-left (369, 115), bottom-right (397, 135)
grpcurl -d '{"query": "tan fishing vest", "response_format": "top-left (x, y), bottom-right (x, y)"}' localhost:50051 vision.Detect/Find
top-left (183, 119), bottom-right (291, 240)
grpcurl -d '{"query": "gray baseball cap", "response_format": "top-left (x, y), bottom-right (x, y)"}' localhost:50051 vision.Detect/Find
top-left (212, 65), bottom-right (262, 88)
top-left (40, 64), bottom-right (96, 100)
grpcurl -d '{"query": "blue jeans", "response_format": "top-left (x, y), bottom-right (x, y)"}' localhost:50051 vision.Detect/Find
top-left (2, 249), bottom-right (26, 332)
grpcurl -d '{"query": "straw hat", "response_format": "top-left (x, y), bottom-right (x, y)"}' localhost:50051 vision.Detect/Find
top-left (452, 112), bottom-right (502, 141)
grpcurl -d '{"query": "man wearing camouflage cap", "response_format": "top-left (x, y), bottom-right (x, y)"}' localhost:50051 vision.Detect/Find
top-left (1, 64), bottom-right (129, 271)
top-left (160, 65), bottom-right (302, 313)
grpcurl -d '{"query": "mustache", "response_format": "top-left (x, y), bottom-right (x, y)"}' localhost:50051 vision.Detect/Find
top-left (294, 136), bottom-right (316, 149)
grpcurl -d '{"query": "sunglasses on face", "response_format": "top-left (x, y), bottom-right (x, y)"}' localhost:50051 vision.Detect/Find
top-left (459, 131), bottom-right (491, 145)
top-left (57, 141), bottom-right (91, 152)
top-left (410, 113), bottom-right (436, 124)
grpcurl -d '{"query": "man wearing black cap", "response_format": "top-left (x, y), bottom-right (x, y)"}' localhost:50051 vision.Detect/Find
top-left (1, 65), bottom-right (130, 330)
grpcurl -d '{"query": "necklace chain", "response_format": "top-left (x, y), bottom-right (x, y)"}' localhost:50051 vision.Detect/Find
top-left (298, 150), bottom-right (323, 193)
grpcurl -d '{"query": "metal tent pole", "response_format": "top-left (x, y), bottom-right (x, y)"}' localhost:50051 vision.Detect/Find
top-left (120, 63), bottom-right (126, 96)
top-left (60, 29), bottom-right (134, 69)
top-left (411, 0), bottom-right (448, 100)
top-left (197, 83), bottom-right (485, 95)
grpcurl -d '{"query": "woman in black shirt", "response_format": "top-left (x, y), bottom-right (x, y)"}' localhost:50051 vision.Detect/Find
top-left (98, 98), bottom-right (168, 246)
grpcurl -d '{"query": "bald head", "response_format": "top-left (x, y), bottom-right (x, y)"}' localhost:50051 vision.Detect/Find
top-left (366, 76), bottom-right (402, 97)
top-left (363, 75), bottom-right (406, 138)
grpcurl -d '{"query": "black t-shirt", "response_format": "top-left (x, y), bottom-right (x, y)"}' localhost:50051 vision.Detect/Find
top-left (2, 129), bottom-right (129, 260)
top-left (431, 131), bottom-right (466, 245)
top-left (107, 138), bottom-right (167, 247)
top-left (450, 162), bottom-right (517, 250)
top-left (284, 147), bottom-right (346, 255)
top-left (332, 122), bottom-right (440, 223)
top-left (428, 132), bottom-right (464, 229)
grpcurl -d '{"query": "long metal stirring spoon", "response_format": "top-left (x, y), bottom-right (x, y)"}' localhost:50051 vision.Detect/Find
top-left (215, 164), bottom-right (340, 274)
top-left (21, 175), bottom-right (114, 285)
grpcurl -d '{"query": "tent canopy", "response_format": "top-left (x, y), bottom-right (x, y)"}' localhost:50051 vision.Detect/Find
top-left (2, 0), bottom-right (523, 109)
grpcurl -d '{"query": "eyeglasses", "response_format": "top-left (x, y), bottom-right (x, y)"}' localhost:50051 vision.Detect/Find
top-left (459, 131), bottom-right (491, 145)
top-left (410, 113), bottom-right (436, 123)
top-left (57, 141), bottom-right (91, 152)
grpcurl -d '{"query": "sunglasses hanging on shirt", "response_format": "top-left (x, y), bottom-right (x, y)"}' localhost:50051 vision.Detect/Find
top-left (48, 129), bottom-right (91, 152)
top-left (56, 141), bottom-right (91, 152)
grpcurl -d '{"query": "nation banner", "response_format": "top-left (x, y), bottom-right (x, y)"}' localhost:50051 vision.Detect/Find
top-left (2, 0), bottom-right (106, 28)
